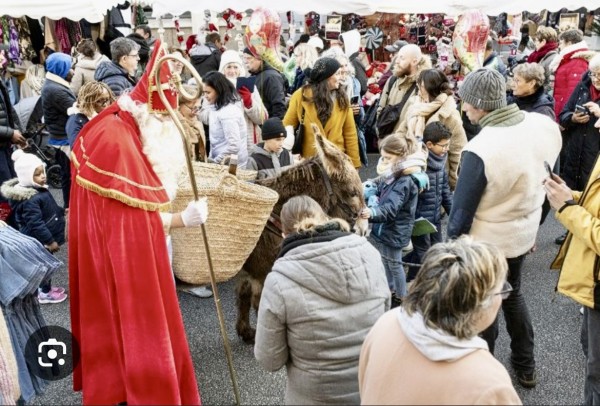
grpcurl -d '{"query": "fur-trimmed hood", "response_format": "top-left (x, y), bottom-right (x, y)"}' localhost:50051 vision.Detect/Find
top-left (1, 178), bottom-right (39, 201)
top-left (549, 41), bottom-right (594, 73)
top-left (75, 53), bottom-right (109, 71)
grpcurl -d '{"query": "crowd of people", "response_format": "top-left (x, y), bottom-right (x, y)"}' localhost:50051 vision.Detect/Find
top-left (0, 16), bottom-right (600, 405)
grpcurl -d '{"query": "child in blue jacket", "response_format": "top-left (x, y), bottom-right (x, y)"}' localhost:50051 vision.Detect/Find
top-left (361, 134), bottom-right (420, 307)
top-left (1, 149), bottom-right (67, 304)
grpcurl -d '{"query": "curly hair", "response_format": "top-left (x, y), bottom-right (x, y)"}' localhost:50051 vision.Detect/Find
top-left (513, 63), bottom-right (545, 90)
top-left (77, 81), bottom-right (115, 118)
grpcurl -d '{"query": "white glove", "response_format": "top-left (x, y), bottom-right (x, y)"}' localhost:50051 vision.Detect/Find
top-left (181, 198), bottom-right (208, 227)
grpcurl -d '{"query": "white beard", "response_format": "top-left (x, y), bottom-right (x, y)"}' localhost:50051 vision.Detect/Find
top-left (118, 95), bottom-right (187, 201)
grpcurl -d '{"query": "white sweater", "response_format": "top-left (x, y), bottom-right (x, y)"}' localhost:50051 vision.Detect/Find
top-left (463, 111), bottom-right (561, 258)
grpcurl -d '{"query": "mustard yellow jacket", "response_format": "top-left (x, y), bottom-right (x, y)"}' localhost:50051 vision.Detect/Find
top-left (551, 155), bottom-right (600, 309)
top-left (283, 87), bottom-right (361, 168)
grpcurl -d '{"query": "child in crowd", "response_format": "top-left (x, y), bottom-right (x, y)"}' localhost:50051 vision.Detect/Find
top-left (246, 117), bottom-right (292, 179)
top-left (0, 150), bottom-right (67, 304)
top-left (360, 134), bottom-right (420, 308)
top-left (406, 121), bottom-right (453, 281)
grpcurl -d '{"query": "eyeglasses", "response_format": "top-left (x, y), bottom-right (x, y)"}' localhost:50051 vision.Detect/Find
top-left (182, 104), bottom-right (200, 113)
top-left (127, 53), bottom-right (140, 59)
top-left (495, 281), bottom-right (513, 300)
top-left (590, 72), bottom-right (600, 80)
top-left (435, 142), bottom-right (451, 149)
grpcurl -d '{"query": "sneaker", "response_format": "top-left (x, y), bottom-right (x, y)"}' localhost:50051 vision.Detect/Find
top-left (516, 370), bottom-right (537, 388)
top-left (38, 290), bottom-right (67, 304)
top-left (555, 231), bottom-right (568, 245)
top-left (183, 285), bottom-right (213, 298)
top-left (51, 286), bottom-right (65, 295)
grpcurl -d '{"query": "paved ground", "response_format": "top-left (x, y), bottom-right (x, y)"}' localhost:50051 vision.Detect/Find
top-left (30, 154), bottom-right (586, 405)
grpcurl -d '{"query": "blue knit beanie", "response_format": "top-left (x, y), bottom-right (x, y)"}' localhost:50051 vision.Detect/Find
top-left (45, 53), bottom-right (72, 79)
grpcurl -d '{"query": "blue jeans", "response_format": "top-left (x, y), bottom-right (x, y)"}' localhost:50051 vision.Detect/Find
top-left (368, 237), bottom-right (406, 297)
top-left (480, 254), bottom-right (535, 373)
top-left (582, 307), bottom-right (600, 405)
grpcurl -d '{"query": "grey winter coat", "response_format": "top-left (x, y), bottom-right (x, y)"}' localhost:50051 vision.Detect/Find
top-left (94, 61), bottom-right (137, 96)
top-left (70, 53), bottom-right (110, 96)
top-left (255, 225), bottom-right (390, 405)
top-left (246, 143), bottom-right (292, 179)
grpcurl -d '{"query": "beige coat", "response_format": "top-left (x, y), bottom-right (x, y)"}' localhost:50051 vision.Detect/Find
top-left (359, 310), bottom-right (522, 405)
top-left (376, 56), bottom-right (432, 133)
top-left (70, 53), bottom-right (110, 96)
top-left (397, 94), bottom-right (467, 189)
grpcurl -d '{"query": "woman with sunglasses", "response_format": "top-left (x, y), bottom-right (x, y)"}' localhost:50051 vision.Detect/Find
top-left (66, 81), bottom-right (115, 149)
top-left (359, 236), bottom-right (521, 405)
top-left (199, 72), bottom-right (248, 167)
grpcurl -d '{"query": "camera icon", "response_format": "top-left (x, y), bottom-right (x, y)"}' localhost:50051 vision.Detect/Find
top-left (38, 338), bottom-right (67, 368)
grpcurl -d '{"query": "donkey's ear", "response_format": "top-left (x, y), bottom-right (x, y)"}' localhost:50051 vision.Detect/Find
top-left (312, 123), bottom-right (349, 178)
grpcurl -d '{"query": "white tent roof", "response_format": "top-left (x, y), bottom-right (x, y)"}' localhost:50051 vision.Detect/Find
top-left (2, 0), bottom-right (127, 23)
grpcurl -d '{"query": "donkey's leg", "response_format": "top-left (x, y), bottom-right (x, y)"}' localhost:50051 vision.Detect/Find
top-left (236, 273), bottom-right (256, 343)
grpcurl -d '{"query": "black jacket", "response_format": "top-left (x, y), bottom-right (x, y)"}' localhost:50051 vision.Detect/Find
top-left (369, 173), bottom-right (418, 249)
top-left (416, 152), bottom-right (452, 226)
top-left (94, 61), bottom-right (137, 96)
top-left (508, 86), bottom-right (555, 121)
top-left (1, 179), bottom-right (65, 245)
top-left (190, 43), bottom-right (222, 78)
top-left (350, 53), bottom-right (368, 96)
top-left (0, 79), bottom-right (20, 148)
top-left (559, 72), bottom-right (600, 191)
top-left (40, 76), bottom-right (76, 138)
top-left (253, 64), bottom-right (287, 119)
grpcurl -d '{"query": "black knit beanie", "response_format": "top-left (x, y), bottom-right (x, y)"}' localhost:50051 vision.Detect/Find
top-left (307, 57), bottom-right (341, 84)
top-left (261, 118), bottom-right (286, 140)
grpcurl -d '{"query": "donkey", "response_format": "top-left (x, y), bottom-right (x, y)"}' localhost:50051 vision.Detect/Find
top-left (236, 124), bottom-right (367, 343)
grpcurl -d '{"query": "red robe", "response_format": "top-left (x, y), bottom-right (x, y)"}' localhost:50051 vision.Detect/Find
top-left (69, 103), bottom-right (201, 405)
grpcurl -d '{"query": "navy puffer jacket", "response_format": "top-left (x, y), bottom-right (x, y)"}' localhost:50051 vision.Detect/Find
top-left (415, 152), bottom-right (453, 226)
top-left (1, 179), bottom-right (65, 245)
top-left (95, 61), bottom-right (137, 96)
top-left (369, 173), bottom-right (418, 249)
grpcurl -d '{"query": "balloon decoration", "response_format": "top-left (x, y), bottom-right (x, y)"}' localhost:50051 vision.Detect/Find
top-left (452, 10), bottom-right (490, 72)
top-left (244, 8), bottom-right (284, 72)
top-left (364, 27), bottom-right (383, 50)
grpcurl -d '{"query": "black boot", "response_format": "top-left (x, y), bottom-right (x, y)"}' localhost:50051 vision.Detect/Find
top-left (391, 293), bottom-right (403, 309)
top-left (555, 231), bottom-right (567, 245)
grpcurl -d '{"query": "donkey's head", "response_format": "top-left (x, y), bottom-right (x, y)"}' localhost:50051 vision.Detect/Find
top-left (312, 124), bottom-right (367, 234)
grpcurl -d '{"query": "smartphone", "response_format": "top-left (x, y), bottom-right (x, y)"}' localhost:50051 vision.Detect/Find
top-left (350, 95), bottom-right (360, 105)
top-left (544, 161), bottom-right (554, 178)
top-left (575, 104), bottom-right (590, 115)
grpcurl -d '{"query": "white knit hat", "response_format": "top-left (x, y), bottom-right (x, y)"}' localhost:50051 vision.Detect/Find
top-left (12, 149), bottom-right (45, 188)
top-left (218, 50), bottom-right (246, 76)
top-left (307, 36), bottom-right (324, 50)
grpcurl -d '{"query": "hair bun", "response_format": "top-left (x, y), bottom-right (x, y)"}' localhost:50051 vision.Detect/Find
top-left (11, 148), bottom-right (25, 162)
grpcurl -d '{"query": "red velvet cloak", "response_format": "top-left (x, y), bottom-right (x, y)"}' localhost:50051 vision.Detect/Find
top-left (68, 103), bottom-right (201, 405)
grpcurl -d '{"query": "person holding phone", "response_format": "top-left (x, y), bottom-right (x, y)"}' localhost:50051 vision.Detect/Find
top-left (555, 54), bottom-right (600, 244)
top-left (218, 50), bottom-right (268, 151)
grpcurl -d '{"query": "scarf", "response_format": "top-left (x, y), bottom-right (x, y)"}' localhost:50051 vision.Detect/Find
top-left (376, 143), bottom-right (428, 179)
top-left (397, 307), bottom-right (489, 362)
top-left (479, 104), bottom-right (524, 128)
top-left (513, 86), bottom-right (546, 110)
top-left (406, 93), bottom-right (448, 139)
top-left (526, 41), bottom-right (558, 64)
top-left (591, 83), bottom-right (600, 103)
top-left (278, 221), bottom-right (351, 259)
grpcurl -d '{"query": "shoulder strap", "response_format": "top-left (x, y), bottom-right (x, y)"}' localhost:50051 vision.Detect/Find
top-left (395, 81), bottom-right (418, 112)
top-left (299, 103), bottom-right (305, 124)
top-left (385, 75), bottom-right (397, 99)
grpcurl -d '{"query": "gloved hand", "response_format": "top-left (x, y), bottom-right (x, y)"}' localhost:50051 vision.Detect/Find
top-left (181, 198), bottom-right (208, 227)
top-left (238, 86), bottom-right (253, 109)
top-left (411, 172), bottom-right (430, 193)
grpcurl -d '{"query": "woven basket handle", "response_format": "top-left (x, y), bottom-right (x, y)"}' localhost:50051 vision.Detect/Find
top-left (228, 155), bottom-right (238, 176)
top-left (217, 174), bottom-right (240, 200)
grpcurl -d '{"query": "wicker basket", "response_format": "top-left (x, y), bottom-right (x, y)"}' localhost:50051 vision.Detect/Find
top-left (171, 169), bottom-right (279, 285)
top-left (192, 161), bottom-right (257, 181)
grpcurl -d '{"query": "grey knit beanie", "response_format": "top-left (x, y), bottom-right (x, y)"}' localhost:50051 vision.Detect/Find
top-left (459, 68), bottom-right (507, 111)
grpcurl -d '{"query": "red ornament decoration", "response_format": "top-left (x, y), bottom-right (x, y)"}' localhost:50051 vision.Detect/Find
top-left (173, 17), bottom-right (184, 45)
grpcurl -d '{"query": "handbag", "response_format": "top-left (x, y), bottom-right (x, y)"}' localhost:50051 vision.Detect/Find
top-left (291, 105), bottom-right (305, 154)
top-left (376, 81), bottom-right (417, 139)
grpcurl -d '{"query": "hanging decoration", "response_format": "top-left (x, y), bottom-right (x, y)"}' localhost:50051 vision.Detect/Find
top-left (220, 8), bottom-right (244, 46)
top-left (244, 8), bottom-right (284, 72)
top-left (173, 17), bottom-right (184, 47)
top-left (452, 9), bottom-right (490, 72)
top-left (364, 27), bottom-right (383, 50)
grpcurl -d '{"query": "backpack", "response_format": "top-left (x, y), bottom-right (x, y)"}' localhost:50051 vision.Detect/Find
top-left (376, 78), bottom-right (417, 139)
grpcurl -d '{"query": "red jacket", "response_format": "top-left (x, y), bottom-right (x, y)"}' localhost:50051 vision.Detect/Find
top-left (553, 49), bottom-right (593, 120)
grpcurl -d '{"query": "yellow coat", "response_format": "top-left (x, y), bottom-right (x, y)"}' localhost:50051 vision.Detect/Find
top-left (283, 87), bottom-right (361, 168)
top-left (551, 155), bottom-right (600, 308)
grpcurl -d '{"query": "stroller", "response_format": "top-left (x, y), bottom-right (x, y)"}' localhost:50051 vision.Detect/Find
top-left (23, 128), bottom-right (63, 189)
top-left (14, 96), bottom-right (62, 189)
